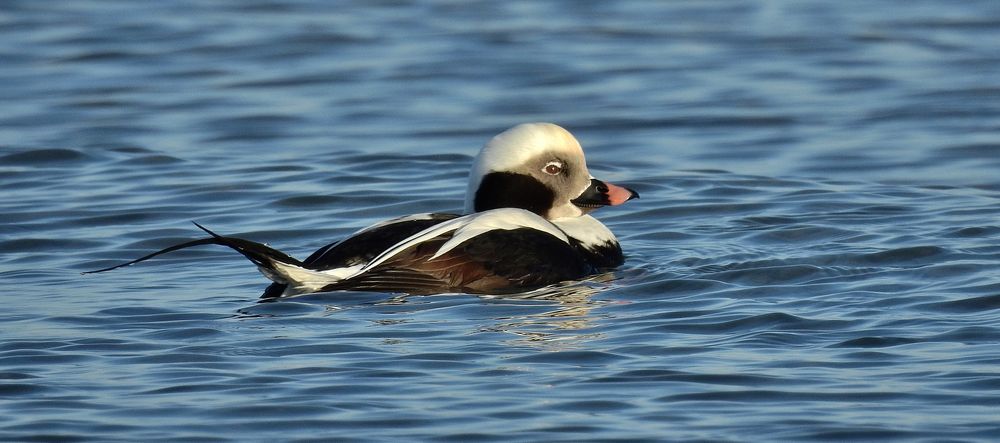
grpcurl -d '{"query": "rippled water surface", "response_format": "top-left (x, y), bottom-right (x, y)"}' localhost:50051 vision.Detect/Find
top-left (3, 1), bottom-right (1000, 441)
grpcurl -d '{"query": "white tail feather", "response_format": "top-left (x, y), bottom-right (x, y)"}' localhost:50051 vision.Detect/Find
top-left (257, 261), bottom-right (363, 292)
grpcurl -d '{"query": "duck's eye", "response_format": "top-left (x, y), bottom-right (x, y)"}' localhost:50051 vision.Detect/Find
top-left (543, 161), bottom-right (563, 175)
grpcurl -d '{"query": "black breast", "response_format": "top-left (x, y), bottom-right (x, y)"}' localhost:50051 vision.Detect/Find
top-left (570, 239), bottom-right (624, 269)
top-left (454, 227), bottom-right (593, 290)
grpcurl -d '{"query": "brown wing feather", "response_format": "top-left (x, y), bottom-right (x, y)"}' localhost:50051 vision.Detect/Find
top-left (320, 236), bottom-right (504, 294)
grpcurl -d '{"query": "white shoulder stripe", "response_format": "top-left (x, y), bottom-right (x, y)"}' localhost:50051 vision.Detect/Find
top-left (430, 209), bottom-right (568, 259)
top-left (353, 214), bottom-right (471, 274)
top-left (353, 208), bottom-right (568, 275)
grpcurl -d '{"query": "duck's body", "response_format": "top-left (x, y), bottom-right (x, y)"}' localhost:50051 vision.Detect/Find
top-left (86, 123), bottom-right (638, 298)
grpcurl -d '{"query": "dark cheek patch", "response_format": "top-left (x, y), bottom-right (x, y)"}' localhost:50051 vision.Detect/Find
top-left (474, 172), bottom-right (556, 216)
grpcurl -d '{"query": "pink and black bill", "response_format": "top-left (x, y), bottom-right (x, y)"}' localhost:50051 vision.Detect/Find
top-left (571, 178), bottom-right (639, 210)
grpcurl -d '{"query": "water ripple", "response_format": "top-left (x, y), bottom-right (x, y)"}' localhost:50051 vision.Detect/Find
top-left (3, 1), bottom-right (1000, 441)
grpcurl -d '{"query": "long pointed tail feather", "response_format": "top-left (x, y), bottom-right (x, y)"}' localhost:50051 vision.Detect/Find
top-left (189, 222), bottom-right (303, 269)
top-left (85, 223), bottom-right (353, 294)
top-left (84, 222), bottom-right (302, 277)
top-left (82, 237), bottom-right (222, 274)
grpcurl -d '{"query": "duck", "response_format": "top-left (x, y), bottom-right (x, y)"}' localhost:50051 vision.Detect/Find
top-left (85, 123), bottom-right (638, 298)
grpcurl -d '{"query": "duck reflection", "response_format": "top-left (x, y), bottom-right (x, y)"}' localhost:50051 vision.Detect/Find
top-left (240, 273), bottom-right (617, 350)
top-left (472, 275), bottom-right (613, 349)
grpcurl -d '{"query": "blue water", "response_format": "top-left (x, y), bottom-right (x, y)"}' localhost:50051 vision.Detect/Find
top-left (3, 1), bottom-right (1000, 441)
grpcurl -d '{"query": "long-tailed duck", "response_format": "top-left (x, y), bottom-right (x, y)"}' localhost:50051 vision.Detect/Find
top-left (86, 123), bottom-right (638, 298)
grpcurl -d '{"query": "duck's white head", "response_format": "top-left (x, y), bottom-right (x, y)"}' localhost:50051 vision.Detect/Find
top-left (464, 122), bottom-right (637, 219)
